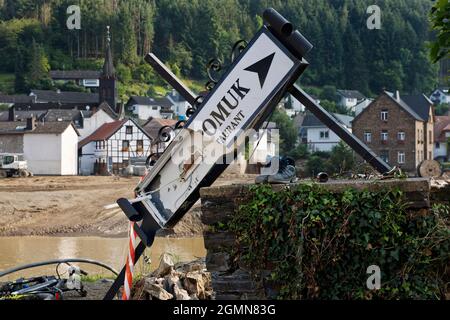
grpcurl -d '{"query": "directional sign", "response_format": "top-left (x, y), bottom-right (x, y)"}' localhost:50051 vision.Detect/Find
top-left (134, 27), bottom-right (304, 228)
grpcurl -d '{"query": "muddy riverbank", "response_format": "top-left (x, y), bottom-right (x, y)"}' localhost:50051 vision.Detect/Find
top-left (0, 175), bottom-right (254, 238)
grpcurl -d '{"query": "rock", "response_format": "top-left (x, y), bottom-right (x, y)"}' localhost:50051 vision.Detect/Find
top-left (154, 253), bottom-right (175, 277)
top-left (173, 284), bottom-right (191, 300)
top-left (164, 272), bottom-right (182, 294)
top-left (184, 272), bottom-right (208, 299)
top-left (144, 280), bottom-right (173, 300)
top-left (175, 258), bottom-right (205, 273)
top-left (206, 252), bottom-right (230, 272)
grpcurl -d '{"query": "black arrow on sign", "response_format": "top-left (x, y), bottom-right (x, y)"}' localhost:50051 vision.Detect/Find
top-left (244, 52), bottom-right (275, 88)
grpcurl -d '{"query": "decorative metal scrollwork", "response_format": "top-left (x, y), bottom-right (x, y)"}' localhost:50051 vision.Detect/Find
top-left (186, 95), bottom-right (204, 118)
top-left (158, 125), bottom-right (174, 143)
top-left (174, 120), bottom-right (186, 130)
top-left (204, 40), bottom-right (248, 93)
top-left (206, 58), bottom-right (223, 84)
top-left (145, 152), bottom-right (161, 168)
top-left (230, 40), bottom-right (248, 62)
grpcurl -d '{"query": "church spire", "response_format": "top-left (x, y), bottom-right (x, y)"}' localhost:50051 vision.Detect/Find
top-left (99, 26), bottom-right (118, 112)
top-left (102, 26), bottom-right (115, 79)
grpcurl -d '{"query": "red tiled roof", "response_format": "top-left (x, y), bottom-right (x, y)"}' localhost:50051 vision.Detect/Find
top-left (434, 116), bottom-right (450, 143)
top-left (78, 119), bottom-right (127, 148)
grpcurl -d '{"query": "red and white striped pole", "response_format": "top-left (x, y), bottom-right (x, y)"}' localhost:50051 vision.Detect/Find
top-left (122, 174), bottom-right (147, 300)
top-left (122, 221), bottom-right (138, 300)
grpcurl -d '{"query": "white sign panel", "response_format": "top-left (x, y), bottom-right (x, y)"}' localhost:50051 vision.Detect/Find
top-left (137, 28), bottom-right (301, 227)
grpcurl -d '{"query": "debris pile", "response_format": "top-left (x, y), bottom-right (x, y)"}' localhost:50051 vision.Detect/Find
top-left (131, 253), bottom-right (213, 300)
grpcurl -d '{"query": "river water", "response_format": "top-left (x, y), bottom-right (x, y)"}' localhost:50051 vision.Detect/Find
top-left (0, 236), bottom-right (206, 281)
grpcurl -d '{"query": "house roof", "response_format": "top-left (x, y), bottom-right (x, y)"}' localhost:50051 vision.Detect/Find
top-left (142, 117), bottom-right (178, 140)
top-left (300, 112), bottom-right (353, 128)
top-left (50, 70), bottom-right (101, 80)
top-left (0, 122), bottom-right (27, 134)
top-left (127, 96), bottom-right (173, 109)
top-left (383, 91), bottom-right (423, 121)
top-left (0, 121), bottom-right (79, 135)
top-left (337, 90), bottom-right (366, 100)
top-left (78, 119), bottom-right (128, 148)
top-left (30, 89), bottom-right (99, 104)
top-left (9, 110), bottom-right (48, 122)
top-left (12, 102), bottom-right (97, 111)
top-left (97, 101), bottom-right (118, 119)
top-left (41, 109), bottom-right (82, 124)
top-left (0, 95), bottom-right (35, 104)
top-left (31, 121), bottom-right (80, 135)
top-left (401, 94), bottom-right (433, 121)
top-left (434, 116), bottom-right (450, 143)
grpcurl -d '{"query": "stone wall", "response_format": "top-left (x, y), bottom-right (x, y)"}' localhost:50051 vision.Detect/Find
top-left (200, 178), bottom-right (437, 300)
top-left (0, 134), bottom-right (23, 154)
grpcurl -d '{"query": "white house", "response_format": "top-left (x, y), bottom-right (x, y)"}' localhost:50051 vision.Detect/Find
top-left (77, 102), bottom-right (117, 140)
top-left (78, 118), bottom-right (152, 175)
top-left (337, 90), bottom-right (366, 112)
top-left (167, 90), bottom-right (191, 118)
top-left (434, 116), bottom-right (450, 162)
top-left (299, 112), bottom-right (353, 152)
top-left (126, 96), bottom-right (174, 120)
top-left (285, 94), bottom-right (321, 114)
top-left (0, 118), bottom-right (79, 175)
top-left (50, 70), bottom-right (101, 88)
top-left (430, 88), bottom-right (450, 105)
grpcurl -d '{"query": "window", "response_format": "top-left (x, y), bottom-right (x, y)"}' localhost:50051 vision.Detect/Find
top-left (428, 131), bottom-right (432, 142)
top-left (3, 155), bottom-right (14, 165)
top-left (136, 140), bottom-right (144, 152)
top-left (122, 140), bottom-right (130, 152)
top-left (320, 130), bottom-right (329, 139)
top-left (436, 142), bottom-right (440, 148)
top-left (364, 132), bottom-right (372, 143)
top-left (126, 126), bottom-right (133, 134)
top-left (398, 152), bottom-right (405, 164)
top-left (380, 150), bottom-right (389, 163)
top-left (381, 110), bottom-right (388, 121)
top-left (381, 130), bottom-right (388, 141)
top-left (96, 141), bottom-right (105, 149)
top-left (152, 106), bottom-right (158, 110)
top-left (397, 131), bottom-right (405, 141)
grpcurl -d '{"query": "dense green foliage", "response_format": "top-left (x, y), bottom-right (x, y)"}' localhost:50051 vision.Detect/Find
top-left (0, 0), bottom-right (439, 96)
top-left (429, 0), bottom-right (450, 63)
top-left (229, 184), bottom-right (450, 299)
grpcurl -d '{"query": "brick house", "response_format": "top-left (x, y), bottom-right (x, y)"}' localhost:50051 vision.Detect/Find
top-left (352, 91), bottom-right (434, 173)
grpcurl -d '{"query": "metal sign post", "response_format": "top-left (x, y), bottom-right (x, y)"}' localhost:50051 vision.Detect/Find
top-left (104, 8), bottom-right (390, 300)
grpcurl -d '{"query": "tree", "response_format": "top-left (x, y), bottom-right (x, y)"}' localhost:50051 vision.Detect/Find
top-left (429, 0), bottom-right (450, 63)
top-left (271, 109), bottom-right (298, 155)
top-left (26, 38), bottom-right (50, 89)
top-left (326, 141), bottom-right (355, 174)
top-left (14, 46), bottom-right (27, 93)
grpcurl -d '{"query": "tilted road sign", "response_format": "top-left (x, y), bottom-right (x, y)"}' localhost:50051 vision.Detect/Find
top-left (104, 8), bottom-right (390, 300)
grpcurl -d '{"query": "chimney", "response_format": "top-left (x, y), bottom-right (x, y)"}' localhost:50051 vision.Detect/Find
top-left (26, 116), bottom-right (36, 131)
top-left (8, 106), bottom-right (14, 121)
top-left (395, 90), bottom-right (400, 101)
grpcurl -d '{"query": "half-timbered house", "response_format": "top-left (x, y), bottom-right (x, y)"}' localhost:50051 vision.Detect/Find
top-left (78, 118), bottom-right (152, 175)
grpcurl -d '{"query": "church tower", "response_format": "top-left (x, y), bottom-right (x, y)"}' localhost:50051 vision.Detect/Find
top-left (99, 26), bottom-right (117, 112)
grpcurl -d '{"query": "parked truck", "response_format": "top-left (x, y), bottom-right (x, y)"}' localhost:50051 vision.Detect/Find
top-left (0, 153), bottom-right (33, 178)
